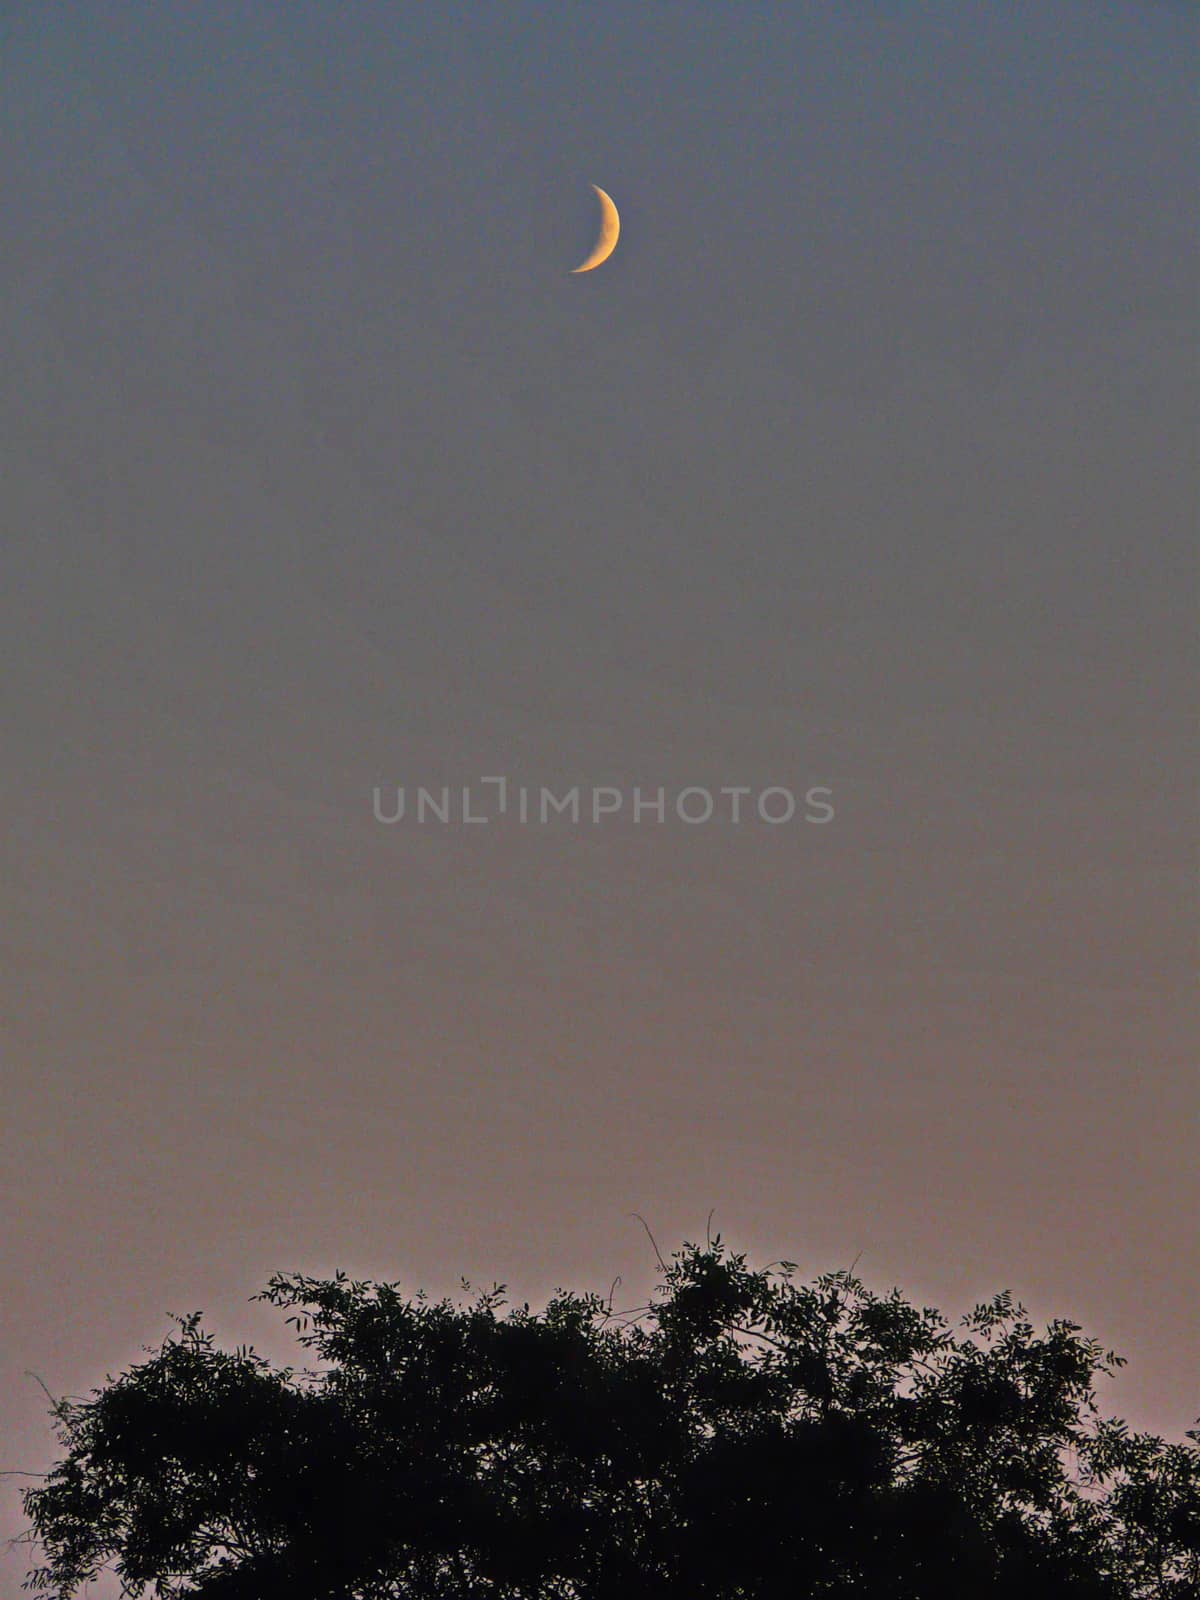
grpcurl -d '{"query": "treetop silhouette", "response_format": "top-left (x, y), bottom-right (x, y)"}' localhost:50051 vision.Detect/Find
top-left (21, 1239), bottom-right (1200, 1597)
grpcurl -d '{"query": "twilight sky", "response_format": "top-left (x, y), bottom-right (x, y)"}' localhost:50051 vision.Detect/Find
top-left (1, 2), bottom-right (1196, 1575)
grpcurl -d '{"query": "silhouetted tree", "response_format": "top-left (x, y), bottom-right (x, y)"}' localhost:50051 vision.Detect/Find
top-left (21, 1240), bottom-right (1200, 1597)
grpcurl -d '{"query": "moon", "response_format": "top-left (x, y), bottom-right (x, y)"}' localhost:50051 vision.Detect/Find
top-left (571, 184), bottom-right (620, 274)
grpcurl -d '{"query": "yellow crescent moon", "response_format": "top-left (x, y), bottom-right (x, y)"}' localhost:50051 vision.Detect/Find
top-left (571, 184), bottom-right (620, 274)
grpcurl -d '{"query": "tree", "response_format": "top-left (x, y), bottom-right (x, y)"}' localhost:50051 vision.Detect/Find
top-left (20, 1240), bottom-right (1200, 1598)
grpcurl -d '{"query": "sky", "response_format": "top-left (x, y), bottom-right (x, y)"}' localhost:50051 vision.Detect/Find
top-left (1, 1), bottom-right (1196, 1580)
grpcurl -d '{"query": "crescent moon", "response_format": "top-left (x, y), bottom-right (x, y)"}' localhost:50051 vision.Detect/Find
top-left (571, 184), bottom-right (620, 274)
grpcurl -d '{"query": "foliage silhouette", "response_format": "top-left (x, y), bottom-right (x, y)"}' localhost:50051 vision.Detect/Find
top-left (21, 1240), bottom-right (1200, 1598)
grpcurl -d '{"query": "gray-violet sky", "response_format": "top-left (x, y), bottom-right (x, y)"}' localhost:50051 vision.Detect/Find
top-left (2, 3), bottom-right (1196, 1578)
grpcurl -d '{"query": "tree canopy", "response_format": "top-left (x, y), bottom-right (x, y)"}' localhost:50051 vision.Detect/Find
top-left (21, 1239), bottom-right (1200, 1598)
